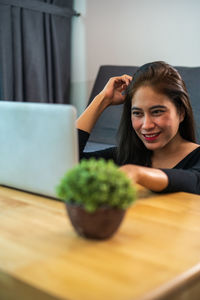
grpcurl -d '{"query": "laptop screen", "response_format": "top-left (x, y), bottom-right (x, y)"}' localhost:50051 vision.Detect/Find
top-left (0, 101), bottom-right (78, 198)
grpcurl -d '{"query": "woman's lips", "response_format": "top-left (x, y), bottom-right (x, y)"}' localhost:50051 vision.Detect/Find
top-left (142, 133), bottom-right (161, 141)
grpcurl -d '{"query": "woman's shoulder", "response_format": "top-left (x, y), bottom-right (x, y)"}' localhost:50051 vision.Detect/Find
top-left (182, 141), bottom-right (200, 159)
top-left (185, 144), bottom-right (200, 158)
top-left (180, 141), bottom-right (200, 158)
top-left (183, 141), bottom-right (200, 151)
top-left (175, 143), bottom-right (200, 169)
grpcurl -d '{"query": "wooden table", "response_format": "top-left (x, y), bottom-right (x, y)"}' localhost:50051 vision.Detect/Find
top-left (1, 186), bottom-right (200, 300)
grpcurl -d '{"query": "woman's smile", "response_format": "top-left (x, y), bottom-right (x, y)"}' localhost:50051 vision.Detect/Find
top-left (142, 132), bottom-right (161, 142)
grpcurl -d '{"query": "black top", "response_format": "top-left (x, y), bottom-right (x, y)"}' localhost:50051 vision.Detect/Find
top-left (78, 129), bottom-right (200, 195)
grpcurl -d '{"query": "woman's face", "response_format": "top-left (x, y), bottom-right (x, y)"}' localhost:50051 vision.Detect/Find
top-left (131, 85), bottom-right (184, 152)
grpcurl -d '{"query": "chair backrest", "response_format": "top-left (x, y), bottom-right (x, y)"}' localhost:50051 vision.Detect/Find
top-left (88, 65), bottom-right (200, 145)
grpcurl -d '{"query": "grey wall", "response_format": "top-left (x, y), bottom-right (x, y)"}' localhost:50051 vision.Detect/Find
top-left (71, 0), bottom-right (200, 115)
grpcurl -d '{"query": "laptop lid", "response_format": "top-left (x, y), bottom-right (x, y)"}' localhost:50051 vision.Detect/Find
top-left (0, 101), bottom-right (78, 198)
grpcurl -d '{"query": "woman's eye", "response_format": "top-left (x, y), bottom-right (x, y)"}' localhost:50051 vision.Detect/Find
top-left (152, 110), bottom-right (164, 115)
top-left (132, 111), bottom-right (143, 117)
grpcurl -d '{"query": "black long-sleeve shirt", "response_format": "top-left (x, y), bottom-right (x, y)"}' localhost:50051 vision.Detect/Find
top-left (78, 129), bottom-right (200, 195)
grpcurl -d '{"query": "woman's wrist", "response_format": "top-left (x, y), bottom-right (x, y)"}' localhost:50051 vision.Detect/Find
top-left (96, 91), bottom-right (112, 109)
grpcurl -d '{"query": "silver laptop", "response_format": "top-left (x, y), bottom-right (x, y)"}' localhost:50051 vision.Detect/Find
top-left (0, 101), bottom-right (78, 198)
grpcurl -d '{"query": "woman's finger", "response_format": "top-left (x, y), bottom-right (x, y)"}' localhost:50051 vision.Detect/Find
top-left (114, 78), bottom-right (131, 89)
top-left (121, 74), bottom-right (132, 85)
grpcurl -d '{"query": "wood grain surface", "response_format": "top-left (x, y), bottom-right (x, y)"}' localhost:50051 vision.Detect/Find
top-left (1, 186), bottom-right (200, 300)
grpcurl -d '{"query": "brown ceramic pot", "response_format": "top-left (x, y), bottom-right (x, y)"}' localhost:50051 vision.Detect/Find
top-left (65, 203), bottom-right (126, 240)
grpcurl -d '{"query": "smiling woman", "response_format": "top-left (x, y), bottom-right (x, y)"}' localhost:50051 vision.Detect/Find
top-left (77, 61), bottom-right (200, 195)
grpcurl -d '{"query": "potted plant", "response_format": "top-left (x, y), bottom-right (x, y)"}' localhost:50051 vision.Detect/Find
top-left (56, 158), bottom-right (137, 240)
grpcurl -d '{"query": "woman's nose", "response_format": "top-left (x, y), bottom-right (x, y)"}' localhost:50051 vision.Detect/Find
top-left (142, 115), bottom-right (155, 130)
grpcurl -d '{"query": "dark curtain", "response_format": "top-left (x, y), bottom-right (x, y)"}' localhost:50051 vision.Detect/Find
top-left (0, 0), bottom-right (78, 103)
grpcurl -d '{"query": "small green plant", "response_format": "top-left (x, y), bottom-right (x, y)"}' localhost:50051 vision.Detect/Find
top-left (56, 158), bottom-right (137, 213)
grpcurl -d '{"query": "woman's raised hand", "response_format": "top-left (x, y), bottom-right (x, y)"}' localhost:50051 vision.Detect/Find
top-left (100, 74), bottom-right (132, 105)
top-left (76, 74), bottom-right (132, 133)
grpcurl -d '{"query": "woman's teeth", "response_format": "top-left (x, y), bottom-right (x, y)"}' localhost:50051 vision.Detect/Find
top-left (144, 134), bottom-right (158, 137)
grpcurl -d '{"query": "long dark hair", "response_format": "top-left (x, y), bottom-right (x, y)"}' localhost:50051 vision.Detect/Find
top-left (117, 61), bottom-right (196, 166)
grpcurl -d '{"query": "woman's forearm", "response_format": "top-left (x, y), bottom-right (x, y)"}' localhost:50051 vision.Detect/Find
top-left (76, 75), bottom-right (132, 133)
top-left (136, 166), bottom-right (169, 191)
top-left (76, 92), bottom-right (109, 133)
top-left (120, 165), bottom-right (169, 192)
